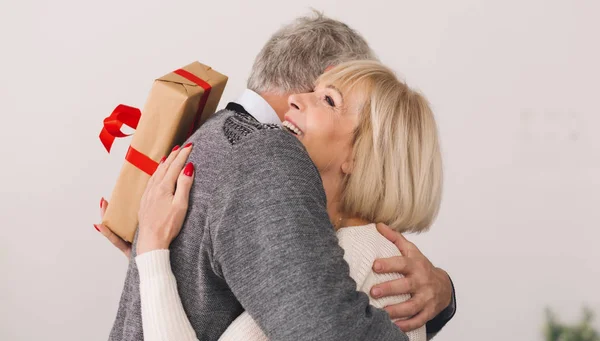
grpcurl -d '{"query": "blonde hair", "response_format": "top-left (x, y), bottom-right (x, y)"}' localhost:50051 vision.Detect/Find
top-left (317, 61), bottom-right (443, 233)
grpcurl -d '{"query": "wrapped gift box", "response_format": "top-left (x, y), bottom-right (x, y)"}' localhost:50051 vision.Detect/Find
top-left (100, 62), bottom-right (227, 242)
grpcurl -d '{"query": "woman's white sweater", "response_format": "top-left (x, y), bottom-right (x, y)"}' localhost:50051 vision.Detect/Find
top-left (136, 223), bottom-right (426, 341)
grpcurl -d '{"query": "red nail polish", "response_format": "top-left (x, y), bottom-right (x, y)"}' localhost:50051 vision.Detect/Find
top-left (183, 163), bottom-right (194, 176)
top-left (100, 197), bottom-right (104, 208)
top-left (172, 145), bottom-right (180, 152)
top-left (160, 156), bottom-right (167, 163)
top-left (94, 224), bottom-right (100, 232)
top-left (183, 142), bottom-right (193, 148)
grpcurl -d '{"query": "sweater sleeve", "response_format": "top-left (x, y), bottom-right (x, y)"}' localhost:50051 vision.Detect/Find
top-left (218, 312), bottom-right (268, 341)
top-left (136, 250), bottom-right (199, 341)
top-left (210, 129), bottom-right (407, 341)
top-left (425, 276), bottom-right (456, 340)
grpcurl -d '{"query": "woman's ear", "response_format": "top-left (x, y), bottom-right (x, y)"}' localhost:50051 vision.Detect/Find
top-left (341, 160), bottom-right (354, 175)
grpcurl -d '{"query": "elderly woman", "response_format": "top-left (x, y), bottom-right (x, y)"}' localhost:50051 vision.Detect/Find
top-left (112, 60), bottom-right (443, 341)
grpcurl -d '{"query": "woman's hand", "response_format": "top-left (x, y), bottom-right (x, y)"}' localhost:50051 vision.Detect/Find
top-left (95, 199), bottom-right (132, 258)
top-left (136, 143), bottom-right (195, 255)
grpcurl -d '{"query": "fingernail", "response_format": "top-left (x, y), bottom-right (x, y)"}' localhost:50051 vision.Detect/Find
top-left (372, 288), bottom-right (382, 297)
top-left (93, 224), bottom-right (100, 232)
top-left (100, 197), bottom-right (104, 208)
top-left (183, 142), bottom-right (193, 148)
top-left (373, 262), bottom-right (383, 272)
top-left (160, 156), bottom-right (167, 163)
top-left (172, 145), bottom-right (180, 152)
top-left (183, 163), bottom-right (194, 176)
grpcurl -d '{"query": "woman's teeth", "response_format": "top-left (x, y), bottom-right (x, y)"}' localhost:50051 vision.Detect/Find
top-left (282, 120), bottom-right (302, 136)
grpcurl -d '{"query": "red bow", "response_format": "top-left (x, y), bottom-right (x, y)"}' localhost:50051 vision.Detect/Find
top-left (99, 68), bottom-right (212, 176)
top-left (99, 104), bottom-right (141, 153)
top-left (99, 104), bottom-right (159, 176)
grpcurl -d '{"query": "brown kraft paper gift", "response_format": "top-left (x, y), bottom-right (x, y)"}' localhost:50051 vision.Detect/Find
top-left (101, 61), bottom-right (227, 242)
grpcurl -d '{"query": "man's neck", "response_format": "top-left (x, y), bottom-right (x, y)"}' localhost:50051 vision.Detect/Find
top-left (259, 91), bottom-right (290, 122)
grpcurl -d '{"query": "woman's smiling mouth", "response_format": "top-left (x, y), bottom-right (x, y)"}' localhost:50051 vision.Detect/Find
top-left (282, 120), bottom-right (303, 136)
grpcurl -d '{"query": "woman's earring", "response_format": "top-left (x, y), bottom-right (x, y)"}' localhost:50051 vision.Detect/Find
top-left (335, 216), bottom-right (343, 229)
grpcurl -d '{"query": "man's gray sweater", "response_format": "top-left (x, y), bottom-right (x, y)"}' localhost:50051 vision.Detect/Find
top-left (109, 109), bottom-right (407, 340)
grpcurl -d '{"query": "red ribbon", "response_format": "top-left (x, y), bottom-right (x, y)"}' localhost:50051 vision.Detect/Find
top-left (100, 68), bottom-right (213, 176)
top-left (174, 68), bottom-right (212, 138)
top-left (125, 146), bottom-right (159, 176)
top-left (99, 104), bottom-right (141, 153)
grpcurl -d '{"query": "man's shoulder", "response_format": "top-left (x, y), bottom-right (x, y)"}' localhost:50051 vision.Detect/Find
top-left (216, 110), bottom-right (308, 160)
top-left (222, 110), bottom-right (281, 145)
top-left (212, 111), bottom-right (323, 199)
top-left (192, 108), bottom-right (298, 149)
top-left (188, 108), bottom-right (316, 183)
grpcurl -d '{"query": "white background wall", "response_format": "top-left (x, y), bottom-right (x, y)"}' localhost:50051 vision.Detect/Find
top-left (1, 0), bottom-right (598, 340)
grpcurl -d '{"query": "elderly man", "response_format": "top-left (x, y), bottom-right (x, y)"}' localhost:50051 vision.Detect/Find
top-left (104, 12), bottom-right (456, 340)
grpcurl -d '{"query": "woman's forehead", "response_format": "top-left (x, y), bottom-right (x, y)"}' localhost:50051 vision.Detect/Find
top-left (316, 78), bottom-right (368, 97)
top-left (316, 80), bottom-right (368, 113)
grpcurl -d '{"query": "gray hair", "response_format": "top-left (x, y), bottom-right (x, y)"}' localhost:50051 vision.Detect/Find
top-left (247, 11), bottom-right (377, 94)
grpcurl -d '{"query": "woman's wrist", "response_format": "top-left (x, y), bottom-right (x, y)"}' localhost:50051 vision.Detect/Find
top-left (137, 239), bottom-right (170, 255)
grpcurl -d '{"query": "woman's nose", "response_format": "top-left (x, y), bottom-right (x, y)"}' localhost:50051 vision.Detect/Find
top-left (287, 93), bottom-right (305, 111)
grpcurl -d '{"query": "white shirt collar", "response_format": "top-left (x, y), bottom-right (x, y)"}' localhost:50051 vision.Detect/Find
top-left (234, 89), bottom-right (281, 125)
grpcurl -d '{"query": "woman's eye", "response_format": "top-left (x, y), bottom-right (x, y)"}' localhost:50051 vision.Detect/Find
top-left (325, 95), bottom-right (335, 107)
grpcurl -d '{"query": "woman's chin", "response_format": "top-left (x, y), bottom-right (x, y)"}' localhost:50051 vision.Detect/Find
top-left (295, 135), bottom-right (309, 149)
